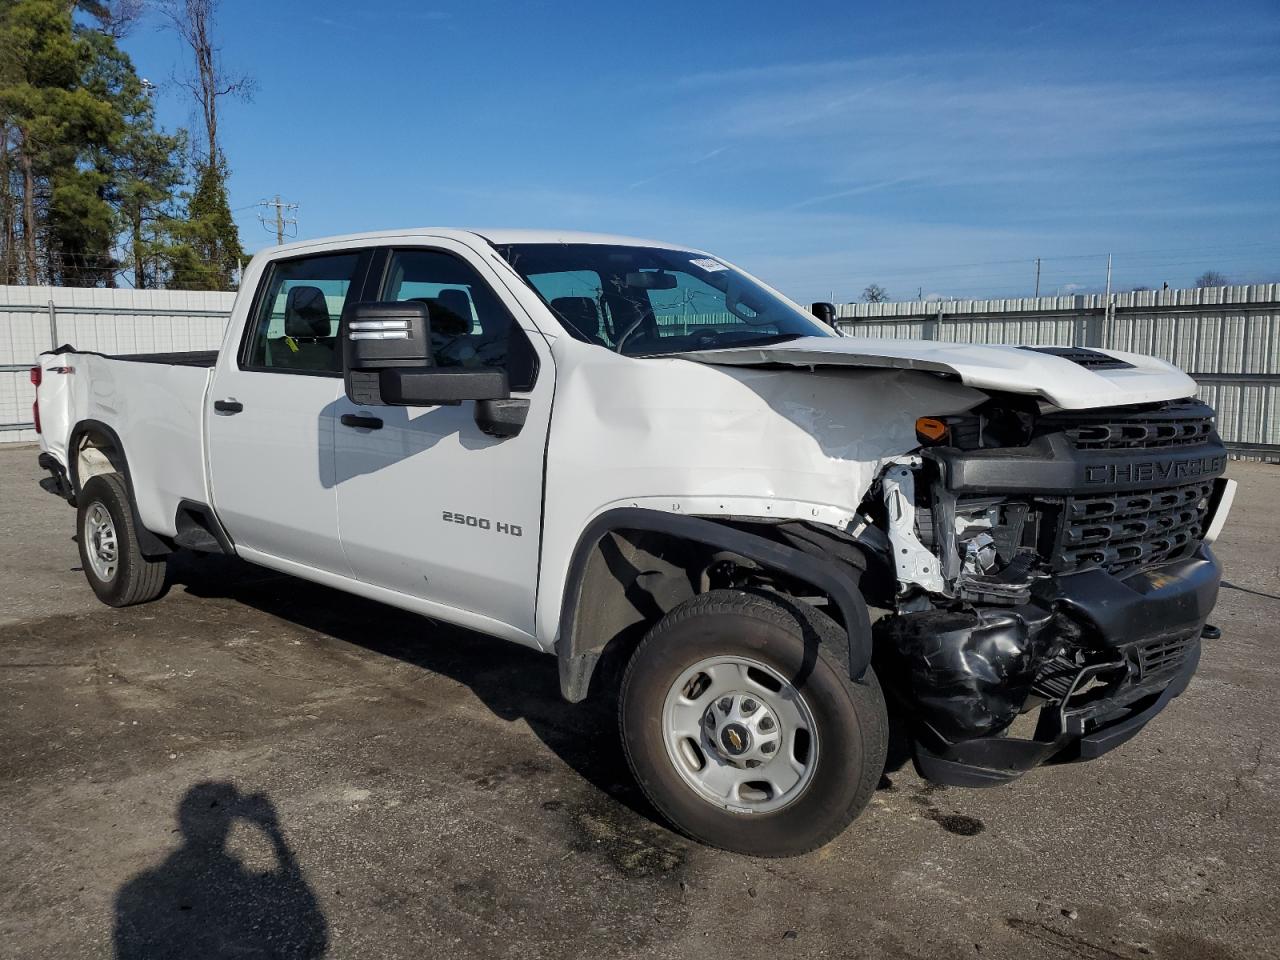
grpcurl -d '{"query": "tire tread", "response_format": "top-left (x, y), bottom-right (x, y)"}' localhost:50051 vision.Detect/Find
top-left (79, 473), bottom-right (167, 607)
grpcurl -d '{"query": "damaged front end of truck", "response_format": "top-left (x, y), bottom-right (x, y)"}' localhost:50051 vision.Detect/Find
top-left (864, 391), bottom-right (1232, 786)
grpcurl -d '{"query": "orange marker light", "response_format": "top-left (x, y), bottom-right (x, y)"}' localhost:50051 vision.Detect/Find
top-left (915, 417), bottom-right (949, 443)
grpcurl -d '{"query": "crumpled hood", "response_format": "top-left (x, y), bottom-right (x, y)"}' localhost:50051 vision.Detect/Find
top-left (674, 336), bottom-right (1198, 410)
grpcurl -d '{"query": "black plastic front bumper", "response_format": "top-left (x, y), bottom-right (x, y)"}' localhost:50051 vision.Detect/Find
top-left (908, 544), bottom-right (1221, 787)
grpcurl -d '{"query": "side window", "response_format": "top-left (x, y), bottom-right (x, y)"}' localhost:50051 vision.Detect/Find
top-left (244, 252), bottom-right (365, 373)
top-left (382, 249), bottom-right (538, 391)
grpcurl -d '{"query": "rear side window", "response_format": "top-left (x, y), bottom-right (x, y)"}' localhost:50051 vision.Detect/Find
top-left (244, 252), bottom-right (365, 373)
top-left (381, 249), bottom-right (538, 391)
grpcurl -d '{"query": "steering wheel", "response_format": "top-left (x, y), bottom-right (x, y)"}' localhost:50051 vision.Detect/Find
top-left (613, 315), bottom-right (648, 354)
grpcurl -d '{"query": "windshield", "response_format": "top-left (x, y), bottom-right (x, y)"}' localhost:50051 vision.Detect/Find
top-left (496, 243), bottom-right (832, 356)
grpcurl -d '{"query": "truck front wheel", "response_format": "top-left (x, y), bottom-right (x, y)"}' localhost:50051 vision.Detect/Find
top-left (77, 473), bottom-right (167, 607)
top-left (619, 590), bottom-right (887, 857)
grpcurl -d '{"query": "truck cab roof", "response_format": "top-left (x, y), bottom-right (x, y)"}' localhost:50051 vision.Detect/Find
top-left (255, 228), bottom-right (698, 259)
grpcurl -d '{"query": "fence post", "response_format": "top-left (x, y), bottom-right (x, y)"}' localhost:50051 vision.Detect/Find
top-left (923, 305), bottom-right (943, 340)
top-left (47, 298), bottom-right (57, 351)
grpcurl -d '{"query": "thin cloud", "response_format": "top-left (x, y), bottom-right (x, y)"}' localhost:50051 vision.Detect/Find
top-left (786, 175), bottom-right (921, 211)
top-left (626, 145), bottom-right (730, 191)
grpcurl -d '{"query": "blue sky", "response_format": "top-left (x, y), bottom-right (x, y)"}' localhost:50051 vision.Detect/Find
top-left (120, 0), bottom-right (1280, 301)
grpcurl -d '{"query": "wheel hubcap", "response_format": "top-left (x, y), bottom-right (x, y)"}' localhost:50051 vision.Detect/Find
top-left (84, 502), bottom-right (118, 582)
top-left (662, 655), bottom-right (819, 814)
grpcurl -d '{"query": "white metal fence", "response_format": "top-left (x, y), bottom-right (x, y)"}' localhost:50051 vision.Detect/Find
top-left (1, 286), bottom-right (234, 443)
top-left (837, 284), bottom-right (1280, 459)
top-left (3, 283), bottom-right (1277, 457)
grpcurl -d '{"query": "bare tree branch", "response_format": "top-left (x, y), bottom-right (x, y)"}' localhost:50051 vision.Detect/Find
top-left (861, 283), bottom-right (890, 303)
top-left (159, 0), bottom-right (253, 163)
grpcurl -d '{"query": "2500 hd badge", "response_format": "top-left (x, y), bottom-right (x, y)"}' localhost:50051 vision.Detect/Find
top-left (442, 510), bottom-right (524, 537)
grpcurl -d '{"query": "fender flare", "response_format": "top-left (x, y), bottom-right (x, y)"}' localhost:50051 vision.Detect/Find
top-left (67, 418), bottom-right (171, 558)
top-left (556, 507), bottom-right (872, 702)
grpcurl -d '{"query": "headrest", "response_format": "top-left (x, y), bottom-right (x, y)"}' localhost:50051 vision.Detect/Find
top-left (435, 289), bottom-right (474, 335)
top-left (284, 286), bottom-right (331, 338)
top-left (550, 296), bottom-right (600, 339)
top-left (405, 296), bottom-right (469, 337)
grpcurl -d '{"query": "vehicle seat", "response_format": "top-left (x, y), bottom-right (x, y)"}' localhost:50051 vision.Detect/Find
top-left (550, 296), bottom-right (606, 345)
top-left (276, 285), bottom-right (337, 371)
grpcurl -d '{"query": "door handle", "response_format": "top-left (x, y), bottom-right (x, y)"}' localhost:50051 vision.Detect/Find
top-left (213, 399), bottom-right (243, 414)
top-left (340, 413), bottom-right (383, 430)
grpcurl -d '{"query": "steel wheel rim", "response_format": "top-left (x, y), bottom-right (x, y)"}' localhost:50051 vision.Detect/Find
top-left (84, 501), bottom-right (118, 582)
top-left (661, 655), bottom-right (820, 814)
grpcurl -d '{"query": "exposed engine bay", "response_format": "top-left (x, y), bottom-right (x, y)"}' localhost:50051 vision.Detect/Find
top-left (861, 393), bottom-right (1232, 785)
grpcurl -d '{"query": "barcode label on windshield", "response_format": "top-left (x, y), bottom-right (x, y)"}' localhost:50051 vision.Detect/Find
top-left (689, 258), bottom-right (727, 272)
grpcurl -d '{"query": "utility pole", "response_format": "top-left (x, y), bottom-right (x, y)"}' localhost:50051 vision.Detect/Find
top-left (1104, 253), bottom-right (1112, 300)
top-left (1034, 258), bottom-right (1041, 298)
top-left (256, 195), bottom-right (298, 245)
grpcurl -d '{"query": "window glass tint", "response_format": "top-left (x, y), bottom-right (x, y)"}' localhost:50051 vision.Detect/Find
top-left (245, 252), bottom-right (363, 373)
top-left (382, 250), bottom-right (538, 391)
top-left (501, 244), bottom-right (829, 356)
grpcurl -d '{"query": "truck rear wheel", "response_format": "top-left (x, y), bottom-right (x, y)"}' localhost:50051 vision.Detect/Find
top-left (77, 473), bottom-right (167, 607)
top-left (619, 590), bottom-right (887, 857)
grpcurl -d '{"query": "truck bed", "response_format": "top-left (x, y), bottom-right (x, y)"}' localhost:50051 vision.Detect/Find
top-left (37, 349), bottom-right (215, 539)
top-left (111, 350), bottom-right (219, 367)
top-left (49, 345), bottom-right (219, 368)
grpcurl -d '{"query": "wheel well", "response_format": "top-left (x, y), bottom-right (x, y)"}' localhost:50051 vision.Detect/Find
top-left (73, 430), bottom-right (124, 494)
top-left (557, 511), bottom-right (872, 703)
top-left (564, 528), bottom-right (706, 701)
top-left (68, 421), bottom-right (172, 558)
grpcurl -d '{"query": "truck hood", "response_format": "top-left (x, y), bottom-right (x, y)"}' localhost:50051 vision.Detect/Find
top-left (674, 336), bottom-right (1198, 410)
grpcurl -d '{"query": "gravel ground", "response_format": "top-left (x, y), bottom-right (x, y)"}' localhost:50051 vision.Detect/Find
top-left (1, 444), bottom-right (1277, 960)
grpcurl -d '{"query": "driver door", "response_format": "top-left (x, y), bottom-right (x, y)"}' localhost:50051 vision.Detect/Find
top-left (332, 243), bottom-right (553, 636)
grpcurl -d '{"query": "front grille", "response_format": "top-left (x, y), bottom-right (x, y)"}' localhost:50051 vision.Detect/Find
top-left (1031, 631), bottom-right (1194, 704)
top-left (1052, 479), bottom-right (1213, 574)
top-left (1041, 399), bottom-right (1215, 451)
top-left (1135, 632), bottom-right (1194, 679)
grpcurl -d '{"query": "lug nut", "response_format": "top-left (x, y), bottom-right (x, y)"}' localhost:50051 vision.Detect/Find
top-left (759, 716), bottom-right (775, 732)
top-left (704, 712), bottom-right (716, 727)
top-left (741, 698), bottom-right (758, 714)
top-left (761, 741), bottom-right (777, 755)
top-left (718, 697), bottom-right (733, 712)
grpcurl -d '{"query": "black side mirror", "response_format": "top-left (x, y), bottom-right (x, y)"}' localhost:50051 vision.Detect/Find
top-left (341, 301), bottom-right (510, 408)
top-left (811, 302), bottom-right (838, 328)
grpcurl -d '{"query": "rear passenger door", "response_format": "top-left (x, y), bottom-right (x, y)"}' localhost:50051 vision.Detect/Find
top-left (331, 242), bottom-right (552, 636)
top-left (207, 249), bottom-right (372, 575)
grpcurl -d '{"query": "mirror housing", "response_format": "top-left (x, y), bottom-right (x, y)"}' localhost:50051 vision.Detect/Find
top-left (342, 301), bottom-right (433, 405)
top-left (342, 300), bottom-right (510, 407)
top-left (379, 367), bottom-right (509, 406)
top-left (811, 302), bottom-right (838, 328)
top-left (625, 270), bottom-right (677, 290)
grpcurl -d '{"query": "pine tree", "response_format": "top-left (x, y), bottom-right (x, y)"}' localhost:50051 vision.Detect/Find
top-left (0, 0), bottom-right (119, 284)
top-left (80, 27), bottom-right (189, 288)
top-left (170, 156), bottom-right (240, 290)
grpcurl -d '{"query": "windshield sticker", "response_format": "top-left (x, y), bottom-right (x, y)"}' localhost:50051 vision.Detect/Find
top-left (689, 257), bottom-right (727, 272)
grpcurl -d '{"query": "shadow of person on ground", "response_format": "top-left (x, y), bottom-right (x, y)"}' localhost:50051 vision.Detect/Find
top-left (114, 782), bottom-right (328, 960)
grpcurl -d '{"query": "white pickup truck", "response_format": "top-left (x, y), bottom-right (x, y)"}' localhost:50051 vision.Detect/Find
top-left (33, 229), bottom-right (1234, 856)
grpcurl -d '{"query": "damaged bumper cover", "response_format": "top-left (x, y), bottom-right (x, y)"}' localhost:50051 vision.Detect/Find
top-left (876, 544), bottom-right (1221, 787)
